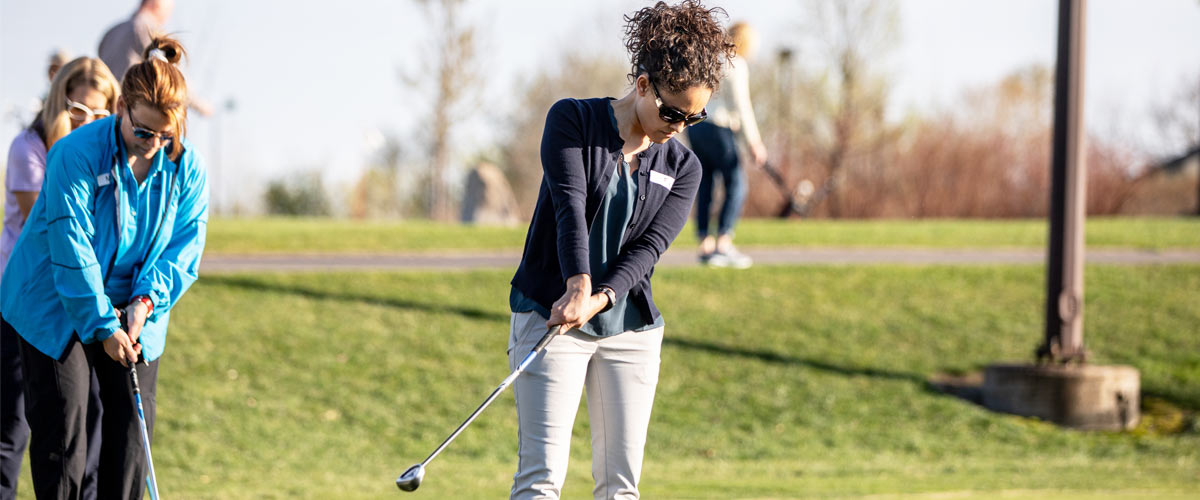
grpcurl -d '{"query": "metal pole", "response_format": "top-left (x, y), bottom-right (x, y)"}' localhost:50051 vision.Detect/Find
top-left (1041, 0), bottom-right (1088, 364)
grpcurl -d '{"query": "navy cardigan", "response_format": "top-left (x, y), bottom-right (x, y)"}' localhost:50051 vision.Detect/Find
top-left (511, 97), bottom-right (702, 324)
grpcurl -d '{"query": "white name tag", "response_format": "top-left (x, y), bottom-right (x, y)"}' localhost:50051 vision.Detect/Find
top-left (649, 170), bottom-right (675, 190)
top-left (96, 173), bottom-right (112, 187)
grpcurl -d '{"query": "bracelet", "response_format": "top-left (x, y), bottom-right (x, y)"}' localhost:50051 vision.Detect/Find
top-left (132, 295), bottom-right (154, 315)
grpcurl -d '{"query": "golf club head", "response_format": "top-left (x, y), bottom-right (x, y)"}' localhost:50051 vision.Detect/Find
top-left (395, 464), bottom-right (424, 492)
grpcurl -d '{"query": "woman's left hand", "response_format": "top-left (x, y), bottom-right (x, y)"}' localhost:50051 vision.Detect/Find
top-left (103, 329), bottom-right (141, 367)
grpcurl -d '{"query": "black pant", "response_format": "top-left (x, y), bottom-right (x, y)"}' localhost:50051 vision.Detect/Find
top-left (14, 320), bottom-right (156, 500)
top-left (0, 320), bottom-right (28, 500)
top-left (2, 319), bottom-right (103, 500)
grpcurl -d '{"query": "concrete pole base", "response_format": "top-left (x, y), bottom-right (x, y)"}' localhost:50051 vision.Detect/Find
top-left (982, 363), bottom-right (1140, 430)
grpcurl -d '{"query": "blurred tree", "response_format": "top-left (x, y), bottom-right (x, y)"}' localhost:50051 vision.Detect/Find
top-left (1148, 73), bottom-right (1200, 215)
top-left (877, 63), bottom-right (1139, 218)
top-left (792, 0), bottom-right (901, 217)
top-left (1150, 74), bottom-right (1200, 159)
top-left (412, 0), bottom-right (479, 221)
top-left (350, 135), bottom-right (410, 218)
top-left (499, 50), bottom-right (628, 215)
top-left (264, 172), bottom-right (332, 216)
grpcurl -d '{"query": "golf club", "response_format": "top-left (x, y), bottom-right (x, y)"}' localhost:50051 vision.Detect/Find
top-left (130, 360), bottom-right (161, 500)
top-left (760, 162), bottom-right (806, 217)
top-left (121, 313), bottom-right (161, 500)
top-left (395, 325), bottom-right (564, 492)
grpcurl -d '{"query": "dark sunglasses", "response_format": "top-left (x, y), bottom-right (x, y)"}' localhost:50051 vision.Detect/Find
top-left (650, 80), bottom-right (707, 126)
top-left (125, 104), bottom-right (174, 142)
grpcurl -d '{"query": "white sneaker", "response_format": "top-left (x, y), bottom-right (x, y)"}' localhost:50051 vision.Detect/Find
top-left (714, 247), bottom-right (752, 269)
top-left (699, 251), bottom-right (732, 268)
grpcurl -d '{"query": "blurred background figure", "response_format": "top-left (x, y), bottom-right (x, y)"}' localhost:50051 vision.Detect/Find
top-left (98, 0), bottom-right (211, 117)
top-left (460, 162), bottom-right (520, 226)
top-left (2, 56), bottom-right (120, 500)
top-left (98, 0), bottom-right (174, 81)
top-left (689, 21), bottom-right (767, 269)
top-left (46, 49), bottom-right (72, 83)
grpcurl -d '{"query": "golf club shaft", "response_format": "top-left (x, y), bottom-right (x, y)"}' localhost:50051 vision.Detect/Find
top-left (130, 365), bottom-right (161, 500)
top-left (418, 326), bottom-right (562, 467)
top-left (761, 162), bottom-right (787, 187)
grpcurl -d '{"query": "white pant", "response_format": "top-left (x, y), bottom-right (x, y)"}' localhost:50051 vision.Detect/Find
top-left (508, 312), bottom-right (664, 500)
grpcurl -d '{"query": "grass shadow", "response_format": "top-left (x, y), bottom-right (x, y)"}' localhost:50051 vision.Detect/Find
top-left (203, 274), bottom-right (509, 323)
top-left (663, 336), bottom-right (927, 385)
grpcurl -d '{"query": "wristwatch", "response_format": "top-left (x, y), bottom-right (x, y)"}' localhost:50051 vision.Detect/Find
top-left (594, 286), bottom-right (616, 312)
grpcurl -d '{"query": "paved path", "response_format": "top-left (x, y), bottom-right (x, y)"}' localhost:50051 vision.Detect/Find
top-left (200, 247), bottom-right (1200, 272)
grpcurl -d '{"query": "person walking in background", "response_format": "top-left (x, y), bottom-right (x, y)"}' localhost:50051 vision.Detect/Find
top-left (1, 36), bottom-right (208, 499)
top-left (46, 49), bottom-right (73, 83)
top-left (1, 56), bottom-right (120, 500)
top-left (689, 21), bottom-right (768, 269)
top-left (506, 1), bottom-right (733, 498)
top-left (98, 0), bottom-right (213, 119)
top-left (98, 0), bottom-right (174, 82)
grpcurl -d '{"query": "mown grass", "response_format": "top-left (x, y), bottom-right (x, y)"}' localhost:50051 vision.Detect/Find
top-left (203, 216), bottom-right (1200, 254)
top-left (17, 264), bottom-right (1196, 498)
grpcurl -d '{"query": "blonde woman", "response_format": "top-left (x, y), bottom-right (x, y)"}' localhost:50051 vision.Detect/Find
top-left (690, 21), bottom-right (768, 268)
top-left (2, 35), bottom-right (208, 499)
top-left (2, 56), bottom-right (118, 500)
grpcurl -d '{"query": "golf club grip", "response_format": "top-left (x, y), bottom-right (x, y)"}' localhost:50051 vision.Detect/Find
top-left (761, 162), bottom-right (786, 184)
top-left (534, 325), bottom-right (566, 352)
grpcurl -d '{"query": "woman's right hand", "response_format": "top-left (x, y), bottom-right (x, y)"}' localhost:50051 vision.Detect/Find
top-left (103, 328), bottom-right (141, 367)
top-left (750, 141), bottom-right (768, 167)
top-left (547, 274), bottom-right (609, 332)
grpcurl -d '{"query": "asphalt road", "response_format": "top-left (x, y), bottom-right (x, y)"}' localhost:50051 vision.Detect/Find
top-left (200, 247), bottom-right (1200, 272)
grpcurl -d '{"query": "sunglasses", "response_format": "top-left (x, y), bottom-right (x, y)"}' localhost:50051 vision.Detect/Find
top-left (125, 104), bottom-right (174, 142)
top-left (66, 99), bottom-right (111, 122)
top-left (650, 80), bottom-right (707, 126)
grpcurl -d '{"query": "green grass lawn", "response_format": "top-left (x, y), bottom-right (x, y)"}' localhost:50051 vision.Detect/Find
top-left (203, 216), bottom-right (1200, 254)
top-left (16, 264), bottom-right (1197, 498)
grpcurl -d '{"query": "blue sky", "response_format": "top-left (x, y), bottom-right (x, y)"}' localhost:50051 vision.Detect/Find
top-left (2, 0), bottom-right (1198, 213)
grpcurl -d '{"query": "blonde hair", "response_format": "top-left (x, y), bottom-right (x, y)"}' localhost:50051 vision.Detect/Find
top-left (121, 35), bottom-right (189, 161)
top-left (41, 57), bottom-right (120, 148)
top-left (728, 21), bottom-right (758, 58)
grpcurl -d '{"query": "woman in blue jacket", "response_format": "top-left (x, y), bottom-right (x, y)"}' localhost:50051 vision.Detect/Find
top-left (2, 54), bottom-right (120, 500)
top-left (506, 2), bottom-right (733, 498)
top-left (0, 35), bottom-right (207, 499)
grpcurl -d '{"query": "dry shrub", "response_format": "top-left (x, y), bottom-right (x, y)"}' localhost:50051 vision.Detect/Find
top-left (741, 64), bottom-right (1143, 219)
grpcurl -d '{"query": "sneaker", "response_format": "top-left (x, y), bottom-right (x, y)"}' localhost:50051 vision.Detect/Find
top-left (713, 246), bottom-right (752, 269)
top-left (699, 251), bottom-right (732, 268)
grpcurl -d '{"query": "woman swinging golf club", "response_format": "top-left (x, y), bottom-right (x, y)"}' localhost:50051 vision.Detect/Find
top-left (0, 35), bottom-right (207, 499)
top-left (506, 2), bottom-right (733, 498)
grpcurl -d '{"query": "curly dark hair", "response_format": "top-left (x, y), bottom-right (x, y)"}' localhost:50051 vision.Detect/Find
top-left (623, 0), bottom-right (735, 94)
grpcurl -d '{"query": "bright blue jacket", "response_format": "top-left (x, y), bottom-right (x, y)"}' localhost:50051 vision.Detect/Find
top-left (0, 116), bottom-right (208, 361)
